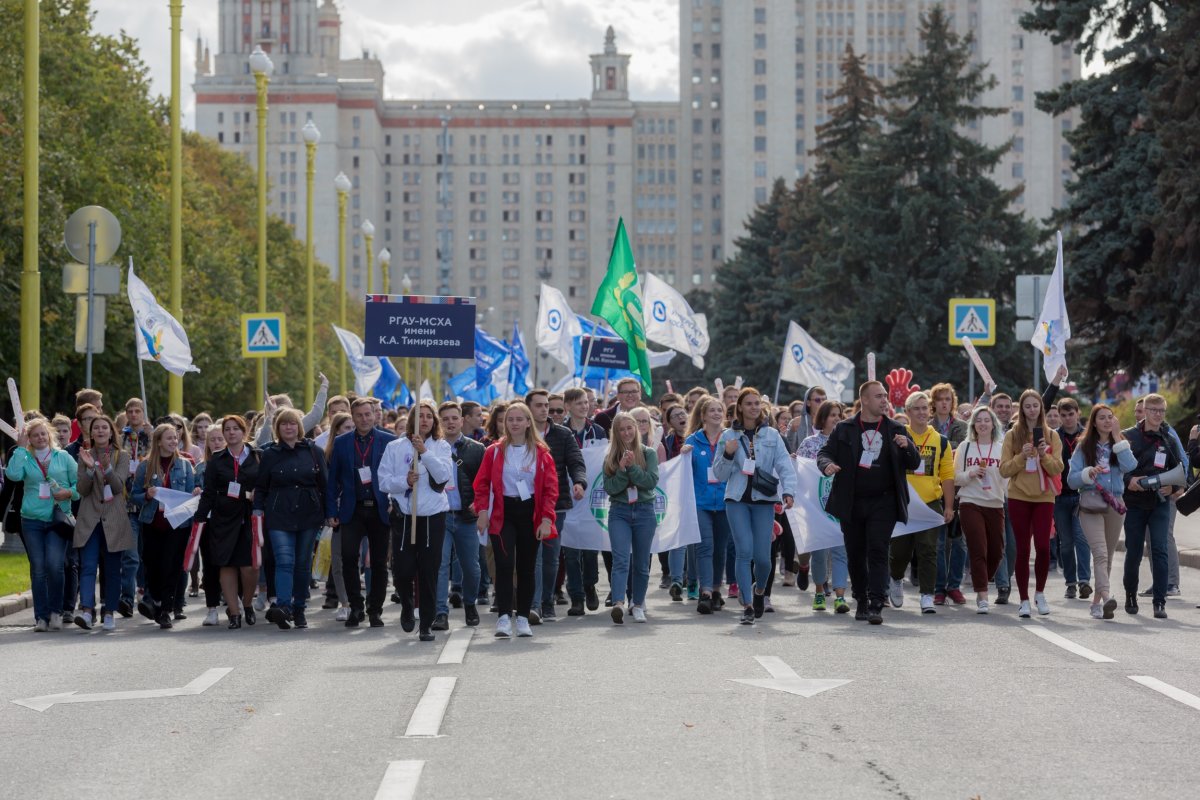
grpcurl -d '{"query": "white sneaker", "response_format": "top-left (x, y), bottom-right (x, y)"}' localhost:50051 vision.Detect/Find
top-left (1035, 592), bottom-right (1050, 616)
top-left (920, 594), bottom-right (936, 614)
top-left (631, 606), bottom-right (647, 623)
top-left (334, 607), bottom-right (350, 622)
top-left (253, 594), bottom-right (266, 612)
top-left (75, 611), bottom-right (93, 630)
top-left (763, 596), bottom-right (774, 613)
top-left (1089, 604), bottom-right (1103, 620)
top-left (781, 571), bottom-right (796, 587)
top-left (888, 578), bottom-right (904, 608)
top-left (33, 619), bottom-right (48, 633)
top-left (495, 614), bottom-right (512, 638)
top-left (203, 608), bottom-right (220, 626)
top-left (1018, 600), bottom-right (1031, 618)
top-left (515, 616), bottom-right (533, 637)
top-left (976, 599), bottom-right (989, 614)
top-left (49, 614), bottom-right (62, 631)
top-left (101, 614), bottom-right (116, 632)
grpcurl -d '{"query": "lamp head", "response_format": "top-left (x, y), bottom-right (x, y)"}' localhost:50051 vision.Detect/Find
top-left (379, 247), bottom-right (391, 267)
top-left (249, 46), bottom-right (274, 77)
top-left (334, 172), bottom-right (352, 193)
top-left (301, 120), bottom-right (321, 144)
top-left (361, 219), bottom-right (375, 237)
top-left (401, 273), bottom-right (413, 293)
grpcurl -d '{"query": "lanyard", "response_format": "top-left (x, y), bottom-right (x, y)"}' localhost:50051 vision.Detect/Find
top-left (914, 428), bottom-right (934, 452)
top-left (230, 447), bottom-right (244, 481)
top-left (34, 451), bottom-right (51, 480)
top-left (705, 432), bottom-right (721, 466)
top-left (980, 441), bottom-right (995, 464)
top-left (354, 435), bottom-right (374, 468)
top-left (96, 445), bottom-right (112, 471)
top-left (859, 416), bottom-right (883, 451)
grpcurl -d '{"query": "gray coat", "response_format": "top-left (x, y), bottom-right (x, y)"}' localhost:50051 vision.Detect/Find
top-left (73, 449), bottom-right (135, 551)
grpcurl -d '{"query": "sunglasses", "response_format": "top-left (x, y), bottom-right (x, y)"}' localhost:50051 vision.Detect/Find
top-left (549, 408), bottom-right (566, 415)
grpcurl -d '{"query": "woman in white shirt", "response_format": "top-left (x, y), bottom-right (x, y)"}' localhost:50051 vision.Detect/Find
top-left (378, 400), bottom-right (453, 642)
top-left (954, 406), bottom-right (1008, 614)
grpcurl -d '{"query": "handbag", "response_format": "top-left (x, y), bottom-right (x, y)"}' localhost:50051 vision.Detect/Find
top-left (740, 436), bottom-right (780, 497)
top-left (52, 505), bottom-right (76, 539)
top-left (1078, 489), bottom-right (1108, 513)
top-left (1177, 479), bottom-right (1200, 517)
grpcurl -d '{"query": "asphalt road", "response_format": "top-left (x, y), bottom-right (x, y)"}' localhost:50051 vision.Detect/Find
top-left (1, 558), bottom-right (1198, 800)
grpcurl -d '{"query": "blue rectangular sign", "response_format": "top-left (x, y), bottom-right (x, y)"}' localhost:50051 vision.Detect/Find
top-left (363, 295), bottom-right (476, 359)
top-left (581, 336), bottom-right (630, 370)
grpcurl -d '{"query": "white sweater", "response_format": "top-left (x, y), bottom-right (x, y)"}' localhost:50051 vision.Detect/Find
top-left (953, 440), bottom-right (1008, 509)
top-left (377, 437), bottom-right (452, 517)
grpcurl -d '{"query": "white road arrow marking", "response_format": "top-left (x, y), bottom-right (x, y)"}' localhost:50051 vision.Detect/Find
top-left (729, 656), bottom-right (851, 698)
top-left (12, 667), bottom-right (233, 712)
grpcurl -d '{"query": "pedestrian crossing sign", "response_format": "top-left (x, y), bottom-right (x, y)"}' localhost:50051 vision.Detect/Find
top-left (241, 313), bottom-right (287, 358)
top-left (948, 299), bottom-right (995, 347)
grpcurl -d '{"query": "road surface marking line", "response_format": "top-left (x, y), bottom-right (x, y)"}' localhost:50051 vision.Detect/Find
top-left (1128, 676), bottom-right (1200, 712)
top-left (12, 667), bottom-right (234, 712)
top-left (437, 627), bottom-right (475, 665)
top-left (403, 677), bottom-right (456, 737)
top-left (374, 760), bottom-right (425, 800)
top-left (1022, 626), bottom-right (1115, 663)
top-left (755, 655), bottom-right (800, 679)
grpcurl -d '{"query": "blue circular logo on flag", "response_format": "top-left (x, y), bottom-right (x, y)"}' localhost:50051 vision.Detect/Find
top-left (652, 300), bottom-right (667, 323)
top-left (547, 309), bottom-right (562, 331)
top-left (792, 344), bottom-right (805, 364)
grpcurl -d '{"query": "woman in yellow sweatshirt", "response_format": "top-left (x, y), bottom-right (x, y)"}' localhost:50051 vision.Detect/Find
top-left (999, 389), bottom-right (1064, 618)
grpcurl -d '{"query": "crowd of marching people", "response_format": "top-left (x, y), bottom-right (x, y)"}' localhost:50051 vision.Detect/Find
top-left (1, 368), bottom-right (1197, 638)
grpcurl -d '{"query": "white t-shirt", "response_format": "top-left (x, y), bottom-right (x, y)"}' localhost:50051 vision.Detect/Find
top-left (502, 444), bottom-right (535, 498)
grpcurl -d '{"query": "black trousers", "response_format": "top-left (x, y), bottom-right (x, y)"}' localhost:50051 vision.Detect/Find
top-left (199, 530), bottom-right (223, 609)
top-left (493, 497), bottom-right (538, 618)
top-left (341, 504), bottom-right (390, 615)
top-left (392, 512), bottom-right (447, 632)
top-left (841, 493), bottom-right (899, 607)
top-left (144, 524), bottom-right (188, 614)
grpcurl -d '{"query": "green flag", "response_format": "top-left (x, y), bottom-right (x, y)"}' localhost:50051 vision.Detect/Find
top-left (591, 218), bottom-right (651, 395)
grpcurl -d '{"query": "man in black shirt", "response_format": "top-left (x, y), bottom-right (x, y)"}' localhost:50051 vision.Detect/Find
top-left (1054, 398), bottom-right (1092, 599)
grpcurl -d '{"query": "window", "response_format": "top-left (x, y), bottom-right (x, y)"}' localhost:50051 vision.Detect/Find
top-left (754, 85), bottom-right (766, 101)
top-left (754, 59), bottom-right (767, 76)
top-left (755, 111), bottom-right (766, 126)
top-left (754, 8), bottom-right (766, 24)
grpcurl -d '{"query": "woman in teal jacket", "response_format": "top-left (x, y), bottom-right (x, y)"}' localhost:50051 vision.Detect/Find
top-left (4, 417), bottom-right (78, 632)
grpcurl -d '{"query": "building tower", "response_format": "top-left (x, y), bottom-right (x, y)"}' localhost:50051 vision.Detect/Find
top-left (590, 26), bottom-right (630, 103)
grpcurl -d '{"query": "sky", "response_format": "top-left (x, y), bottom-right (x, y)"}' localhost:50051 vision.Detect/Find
top-left (87, 0), bottom-right (682, 129)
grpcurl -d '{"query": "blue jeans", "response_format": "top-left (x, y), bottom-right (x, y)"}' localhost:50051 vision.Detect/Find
top-left (810, 546), bottom-right (849, 591)
top-left (564, 546), bottom-right (599, 601)
top-left (608, 502), bottom-right (656, 607)
top-left (726, 501), bottom-right (776, 599)
top-left (532, 511), bottom-right (567, 610)
top-left (437, 511), bottom-right (482, 615)
top-left (1123, 501), bottom-right (1170, 605)
top-left (935, 527), bottom-right (967, 593)
top-left (62, 543), bottom-right (80, 615)
top-left (667, 545), bottom-right (697, 587)
top-left (268, 527), bottom-right (320, 612)
top-left (79, 523), bottom-right (123, 614)
top-left (1053, 494), bottom-right (1091, 584)
top-left (121, 514), bottom-right (142, 604)
top-left (995, 501), bottom-right (1016, 589)
top-left (695, 509), bottom-right (730, 594)
top-left (23, 518), bottom-right (69, 622)
top-left (725, 536), bottom-right (738, 585)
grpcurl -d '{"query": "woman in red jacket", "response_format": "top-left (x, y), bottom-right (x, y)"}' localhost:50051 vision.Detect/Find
top-left (472, 401), bottom-right (558, 638)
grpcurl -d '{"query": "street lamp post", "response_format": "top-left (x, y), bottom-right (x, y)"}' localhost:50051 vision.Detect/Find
top-left (335, 171), bottom-right (352, 393)
top-left (362, 219), bottom-right (375, 295)
top-left (379, 248), bottom-right (391, 294)
top-left (302, 120), bottom-right (321, 408)
top-left (249, 45), bottom-right (273, 402)
top-left (21, 0), bottom-right (39, 410)
top-left (168, 0), bottom-right (184, 413)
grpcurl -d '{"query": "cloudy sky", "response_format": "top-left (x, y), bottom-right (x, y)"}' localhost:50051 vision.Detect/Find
top-left (88, 0), bottom-right (681, 128)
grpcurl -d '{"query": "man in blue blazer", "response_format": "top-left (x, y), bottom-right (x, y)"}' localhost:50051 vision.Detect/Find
top-left (327, 397), bottom-right (396, 627)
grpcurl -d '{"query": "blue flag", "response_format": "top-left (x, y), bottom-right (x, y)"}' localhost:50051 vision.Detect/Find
top-left (396, 379), bottom-right (413, 409)
top-left (449, 365), bottom-right (497, 405)
top-left (372, 357), bottom-right (401, 408)
top-left (475, 328), bottom-right (510, 387)
top-left (509, 320), bottom-right (530, 395)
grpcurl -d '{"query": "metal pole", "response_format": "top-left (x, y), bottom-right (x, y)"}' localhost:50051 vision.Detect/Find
top-left (305, 139), bottom-right (317, 408)
top-left (21, 0), bottom-right (40, 411)
top-left (337, 189), bottom-right (348, 393)
top-left (968, 357), bottom-right (975, 404)
top-left (1034, 349), bottom-right (1041, 394)
top-left (410, 359), bottom-right (421, 545)
top-left (254, 68), bottom-right (270, 402)
top-left (364, 232), bottom-right (374, 295)
top-left (439, 115), bottom-right (452, 393)
top-left (168, 0), bottom-right (183, 414)
top-left (85, 221), bottom-right (96, 387)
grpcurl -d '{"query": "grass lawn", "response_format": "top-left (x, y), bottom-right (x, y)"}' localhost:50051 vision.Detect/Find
top-left (0, 551), bottom-right (30, 596)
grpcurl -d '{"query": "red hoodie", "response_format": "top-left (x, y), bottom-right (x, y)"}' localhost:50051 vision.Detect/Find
top-left (472, 439), bottom-right (559, 538)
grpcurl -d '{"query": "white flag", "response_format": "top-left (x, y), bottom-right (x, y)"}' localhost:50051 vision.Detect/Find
top-left (1030, 230), bottom-right (1071, 383)
top-left (419, 380), bottom-right (433, 402)
top-left (562, 446), bottom-right (700, 554)
top-left (128, 265), bottom-right (199, 376)
top-left (642, 273), bottom-right (710, 368)
top-left (536, 283), bottom-right (582, 371)
top-left (778, 321), bottom-right (854, 398)
top-left (332, 325), bottom-right (382, 397)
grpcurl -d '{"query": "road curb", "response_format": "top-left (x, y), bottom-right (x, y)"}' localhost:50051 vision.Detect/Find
top-left (0, 591), bottom-right (32, 618)
top-left (1114, 541), bottom-right (1200, 572)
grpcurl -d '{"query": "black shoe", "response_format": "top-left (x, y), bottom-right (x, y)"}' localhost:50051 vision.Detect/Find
top-left (868, 605), bottom-right (884, 625)
top-left (541, 604), bottom-right (556, 620)
top-left (344, 609), bottom-right (363, 628)
top-left (117, 599), bottom-right (134, 618)
top-left (400, 605), bottom-right (416, 632)
top-left (266, 605), bottom-right (292, 630)
top-left (696, 595), bottom-right (713, 615)
top-left (712, 589), bottom-right (725, 609)
top-left (391, 592), bottom-right (403, 605)
top-left (464, 604), bottom-right (480, 627)
top-left (449, 591), bottom-right (463, 609)
top-left (854, 602), bottom-right (869, 621)
top-left (1126, 592), bottom-right (1139, 615)
top-left (995, 586), bottom-right (1011, 605)
top-left (418, 630), bottom-right (435, 642)
top-left (368, 612), bottom-right (385, 628)
top-left (431, 613), bottom-right (449, 631)
top-left (568, 598), bottom-right (585, 616)
top-left (555, 590), bottom-right (568, 606)
top-left (658, 575), bottom-right (670, 589)
top-left (528, 608), bottom-right (542, 625)
top-left (309, 579), bottom-right (319, 590)
top-left (244, 606), bottom-right (256, 626)
top-left (137, 600), bottom-right (157, 621)
top-left (797, 567), bottom-right (810, 591)
top-left (321, 597), bottom-right (338, 610)
top-left (585, 585), bottom-right (600, 611)
top-left (604, 592), bottom-right (613, 608)
top-left (752, 592), bottom-right (765, 619)
top-left (292, 609), bottom-right (308, 629)
top-left (669, 582), bottom-right (683, 601)
top-left (1065, 583), bottom-right (1077, 600)
top-left (740, 606), bottom-right (755, 625)
top-left (227, 613), bottom-right (242, 629)
top-left (156, 612), bottom-right (174, 630)
top-left (173, 611), bottom-right (187, 621)
top-left (1153, 601), bottom-right (1167, 619)
top-left (1078, 582), bottom-right (1093, 599)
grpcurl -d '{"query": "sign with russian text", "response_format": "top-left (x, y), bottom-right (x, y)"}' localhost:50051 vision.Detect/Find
top-left (580, 336), bottom-right (630, 370)
top-left (363, 294), bottom-right (476, 359)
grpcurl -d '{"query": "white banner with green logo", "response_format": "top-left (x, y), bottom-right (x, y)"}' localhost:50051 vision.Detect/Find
top-left (561, 445), bottom-right (700, 553)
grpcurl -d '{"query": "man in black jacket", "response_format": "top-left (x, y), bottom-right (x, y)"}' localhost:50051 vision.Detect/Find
top-left (431, 402), bottom-right (486, 630)
top-left (527, 389), bottom-right (588, 621)
top-left (817, 381), bottom-right (920, 624)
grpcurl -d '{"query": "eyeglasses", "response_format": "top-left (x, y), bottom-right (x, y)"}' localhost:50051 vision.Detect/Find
top-left (618, 389), bottom-right (639, 396)
top-left (548, 408), bottom-right (565, 415)
top-left (1144, 407), bottom-right (1166, 415)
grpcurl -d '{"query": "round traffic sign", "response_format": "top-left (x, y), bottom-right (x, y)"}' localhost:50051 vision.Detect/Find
top-left (65, 205), bottom-right (122, 264)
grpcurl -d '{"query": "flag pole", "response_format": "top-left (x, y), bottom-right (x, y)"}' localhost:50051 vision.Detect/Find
top-left (410, 357), bottom-right (422, 545)
top-left (131, 257), bottom-right (149, 421)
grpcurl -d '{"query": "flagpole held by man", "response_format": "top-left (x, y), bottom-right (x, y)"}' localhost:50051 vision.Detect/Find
top-left (591, 218), bottom-right (652, 395)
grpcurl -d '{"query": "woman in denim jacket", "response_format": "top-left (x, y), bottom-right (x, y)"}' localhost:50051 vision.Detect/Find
top-left (1067, 404), bottom-right (1138, 621)
top-left (713, 388), bottom-right (797, 626)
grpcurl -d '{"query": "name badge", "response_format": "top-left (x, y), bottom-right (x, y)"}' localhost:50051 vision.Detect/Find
top-left (517, 481), bottom-right (532, 501)
top-left (38, 482), bottom-right (51, 500)
top-left (858, 451), bottom-right (876, 469)
top-left (226, 480), bottom-right (241, 499)
top-left (102, 485), bottom-right (114, 503)
top-left (707, 466), bottom-right (719, 484)
top-left (1154, 450), bottom-right (1167, 469)
top-left (358, 466), bottom-right (373, 485)
top-left (627, 486), bottom-right (639, 503)
top-left (1025, 457), bottom-right (1038, 473)
top-left (741, 457), bottom-right (756, 476)
top-left (446, 482), bottom-right (456, 492)
top-left (981, 478), bottom-right (992, 492)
